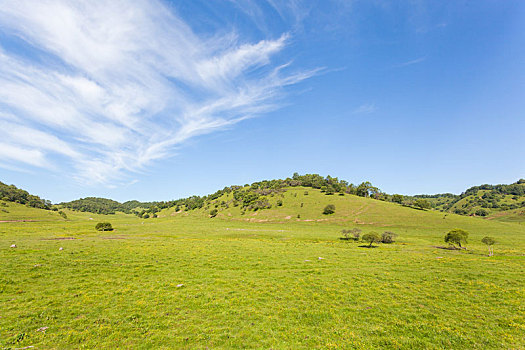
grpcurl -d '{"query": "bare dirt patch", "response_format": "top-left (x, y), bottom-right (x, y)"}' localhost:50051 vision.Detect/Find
top-left (0, 220), bottom-right (39, 223)
top-left (42, 237), bottom-right (76, 240)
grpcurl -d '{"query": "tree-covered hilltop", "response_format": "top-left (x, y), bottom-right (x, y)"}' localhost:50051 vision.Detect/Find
top-left (59, 197), bottom-right (165, 215)
top-left (57, 174), bottom-right (384, 218)
top-left (59, 197), bottom-right (126, 215)
top-left (407, 179), bottom-right (525, 216)
top-left (134, 173), bottom-right (386, 218)
top-left (0, 181), bottom-right (51, 210)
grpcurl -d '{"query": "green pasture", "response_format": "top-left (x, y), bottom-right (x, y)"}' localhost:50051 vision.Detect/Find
top-left (1, 193), bottom-right (524, 349)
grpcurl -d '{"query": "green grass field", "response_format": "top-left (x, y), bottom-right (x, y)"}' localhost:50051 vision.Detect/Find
top-left (1, 189), bottom-right (524, 349)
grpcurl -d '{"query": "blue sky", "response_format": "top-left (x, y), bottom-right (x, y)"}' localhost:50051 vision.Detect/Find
top-left (0, 0), bottom-right (523, 203)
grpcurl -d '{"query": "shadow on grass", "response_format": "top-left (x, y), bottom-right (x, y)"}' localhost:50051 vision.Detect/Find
top-left (433, 245), bottom-right (465, 251)
top-left (358, 245), bottom-right (379, 248)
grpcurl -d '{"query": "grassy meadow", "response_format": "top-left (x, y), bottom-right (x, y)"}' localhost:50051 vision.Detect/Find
top-left (1, 188), bottom-right (524, 349)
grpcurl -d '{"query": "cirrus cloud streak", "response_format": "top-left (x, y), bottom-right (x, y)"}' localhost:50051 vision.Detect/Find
top-left (0, 0), bottom-right (315, 184)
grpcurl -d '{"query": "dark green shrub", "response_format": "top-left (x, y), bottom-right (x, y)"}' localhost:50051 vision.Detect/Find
top-left (323, 204), bottom-right (335, 215)
top-left (95, 222), bottom-right (113, 231)
top-left (475, 208), bottom-right (489, 216)
top-left (209, 209), bottom-right (218, 218)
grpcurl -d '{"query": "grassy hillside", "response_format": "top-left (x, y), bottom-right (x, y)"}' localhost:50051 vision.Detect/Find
top-left (0, 201), bottom-right (63, 222)
top-left (1, 190), bottom-right (524, 348)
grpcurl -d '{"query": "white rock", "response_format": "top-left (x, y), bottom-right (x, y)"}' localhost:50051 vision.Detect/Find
top-left (10, 244), bottom-right (16, 248)
top-left (59, 247), bottom-right (63, 251)
top-left (176, 284), bottom-right (184, 288)
top-left (318, 257), bottom-right (324, 260)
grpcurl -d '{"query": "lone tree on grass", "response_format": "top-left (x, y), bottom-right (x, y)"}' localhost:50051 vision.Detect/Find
top-left (323, 204), bottom-right (335, 215)
top-left (362, 232), bottom-right (380, 247)
top-left (95, 222), bottom-right (113, 231)
top-left (209, 208), bottom-right (218, 218)
top-left (444, 228), bottom-right (469, 249)
top-left (481, 236), bottom-right (496, 256)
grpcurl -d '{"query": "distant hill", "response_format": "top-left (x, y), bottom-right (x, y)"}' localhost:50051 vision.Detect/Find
top-left (3, 175), bottom-right (524, 222)
top-left (408, 179), bottom-right (525, 218)
top-left (58, 197), bottom-right (164, 215)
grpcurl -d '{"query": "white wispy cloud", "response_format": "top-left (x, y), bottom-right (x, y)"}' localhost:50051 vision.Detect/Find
top-left (352, 104), bottom-right (377, 115)
top-left (0, 0), bottom-right (315, 184)
top-left (396, 57), bottom-right (426, 68)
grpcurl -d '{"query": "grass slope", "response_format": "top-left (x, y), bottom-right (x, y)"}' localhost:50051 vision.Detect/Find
top-left (0, 201), bottom-right (63, 222)
top-left (1, 192), bottom-right (524, 349)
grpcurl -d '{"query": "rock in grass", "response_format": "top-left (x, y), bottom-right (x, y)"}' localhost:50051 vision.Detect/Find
top-left (10, 244), bottom-right (16, 248)
top-left (59, 247), bottom-right (63, 251)
top-left (176, 284), bottom-right (184, 288)
top-left (36, 326), bottom-right (48, 332)
top-left (318, 257), bottom-right (324, 260)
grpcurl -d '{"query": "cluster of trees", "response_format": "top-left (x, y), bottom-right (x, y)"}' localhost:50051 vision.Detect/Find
top-left (461, 180), bottom-right (525, 197)
top-left (340, 228), bottom-right (397, 247)
top-left (443, 228), bottom-right (496, 256)
top-left (0, 181), bottom-right (51, 210)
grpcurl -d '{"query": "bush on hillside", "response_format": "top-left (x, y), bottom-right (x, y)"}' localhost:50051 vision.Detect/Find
top-left (209, 209), bottom-right (218, 218)
top-left (95, 222), bottom-right (113, 231)
top-left (323, 204), bottom-right (335, 215)
top-left (475, 208), bottom-right (489, 216)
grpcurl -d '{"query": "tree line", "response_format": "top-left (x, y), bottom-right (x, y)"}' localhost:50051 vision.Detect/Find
top-left (0, 181), bottom-right (51, 210)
